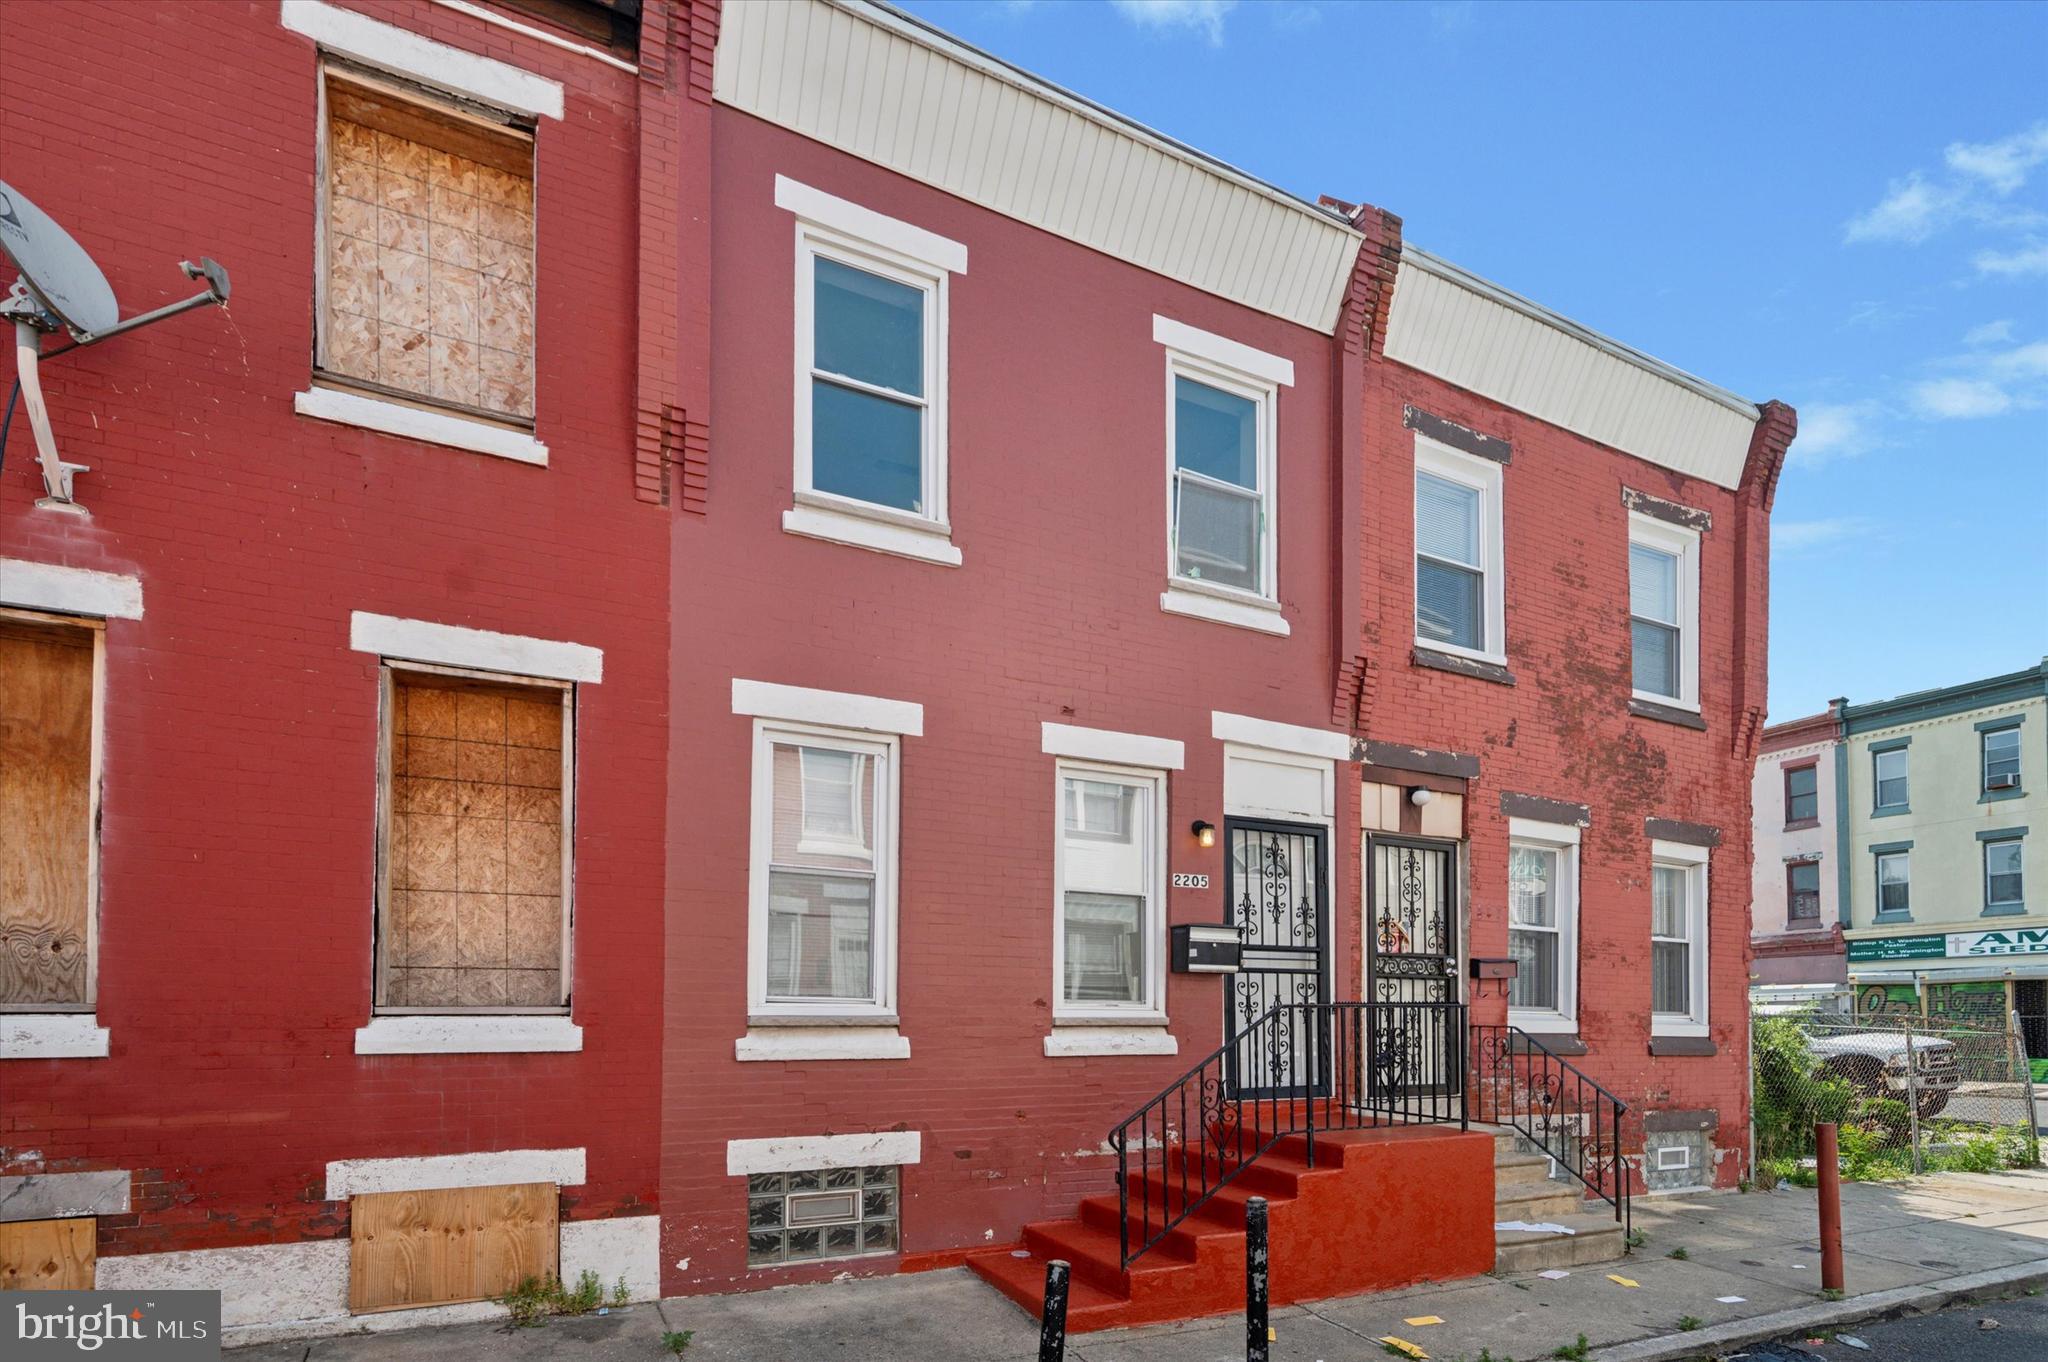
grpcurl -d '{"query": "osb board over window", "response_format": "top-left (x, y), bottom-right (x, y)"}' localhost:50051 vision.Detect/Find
top-left (0, 614), bottom-right (97, 1010)
top-left (379, 670), bottom-right (568, 1011)
top-left (350, 1183), bottom-right (556, 1313)
top-left (0, 1217), bottom-right (96, 1291)
top-left (320, 68), bottom-right (536, 422)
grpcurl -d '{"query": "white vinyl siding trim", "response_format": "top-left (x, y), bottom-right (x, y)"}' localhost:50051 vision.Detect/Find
top-left (715, 0), bottom-right (1361, 331)
top-left (1052, 760), bottom-right (1168, 1025)
top-left (1507, 818), bottom-right (1579, 1033)
top-left (1627, 513), bottom-right (1700, 711)
top-left (1384, 251), bottom-right (1759, 489)
top-left (1413, 436), bottom-right (1505, 665)
top-left (1649, 838), bottom-right (1710, 1036)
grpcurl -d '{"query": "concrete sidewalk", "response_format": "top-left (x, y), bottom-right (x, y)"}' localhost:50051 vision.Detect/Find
top-left (230, 1169), bottom-right (2048, 1362)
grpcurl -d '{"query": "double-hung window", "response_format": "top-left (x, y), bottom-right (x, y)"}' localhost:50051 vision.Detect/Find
top-left (1873, 744), bottom-right (1910, 813)
top-left (1875, 847), bottom-right (1911, 919)
top-left (1054, 764), bottom-right (1166, 1021)
top-left (777, 177), bottom-right (965, 567)
top-left (1787, 859), bottom-right (1822, 922)
top-left (1984, 834), bottom-right (2026, 915)
top-left (1628, 515), bottom-right (1700, 709)
top-left (1983, 724), bottom-right (2023, 796)
top-left (1649, 841), bottom-right (1709, 1034)
top-left (1507, 820), bottom-right (1579, 1031)
top-left (1154, 316), bottom-right (1290, 635)
top-left (1784, 763), bottom-right (1818, 826)
top-left (1414, 438), bottom-right (1505, 662)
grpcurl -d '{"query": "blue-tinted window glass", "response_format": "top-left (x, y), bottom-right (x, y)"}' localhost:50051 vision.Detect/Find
top-left (812, 380), bottom-right (922, 512)
top-left (814, 258), bottom-right (923, 397)
top-left (1174, 377), bottom-right (1257, 488)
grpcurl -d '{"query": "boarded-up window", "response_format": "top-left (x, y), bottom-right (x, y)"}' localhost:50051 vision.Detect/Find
top-left (0, 1217), bottom-right (96, 1291)
top-left (350, 1183), bottom-right (556, 1313)
top-left (379, 669), bottom-right (568, 1011)
top-left (320, 67), bottom-right (536, 422)
top-left (0, 615), bottom-right (97, 1011)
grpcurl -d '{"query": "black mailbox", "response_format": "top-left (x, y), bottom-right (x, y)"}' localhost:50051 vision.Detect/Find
top-left (1171, 924), bottom-right (1242, 974)
top-left (1470, 957), bottom-right (1520, 981)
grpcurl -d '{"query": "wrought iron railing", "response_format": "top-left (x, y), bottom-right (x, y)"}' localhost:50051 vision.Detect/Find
top-left (1108, 1000), bottom-right (1468, 1268)
top-left (1470, 1025), bottom-right (1631, 1236)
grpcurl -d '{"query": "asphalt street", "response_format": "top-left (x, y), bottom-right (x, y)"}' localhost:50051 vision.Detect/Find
top-left (1753, 1292), bottom-right (2047, 1362)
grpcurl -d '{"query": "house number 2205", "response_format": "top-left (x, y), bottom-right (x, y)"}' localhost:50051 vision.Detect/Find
top-left (1171, 873), bottom-right (1210, 889)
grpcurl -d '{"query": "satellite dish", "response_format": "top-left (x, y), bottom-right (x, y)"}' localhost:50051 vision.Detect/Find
top-left (0, 179), bottom-right (120, 338)
top-left (0, 179), bottom-right (230, 510)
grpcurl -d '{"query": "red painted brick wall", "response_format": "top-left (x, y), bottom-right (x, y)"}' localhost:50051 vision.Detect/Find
top-left (1, 1), bottom-right (677, 1256)
top-left (660, 110), bottom-right (1361, 1295)
top-left (1362, 354), bottom-right (1789, 1188)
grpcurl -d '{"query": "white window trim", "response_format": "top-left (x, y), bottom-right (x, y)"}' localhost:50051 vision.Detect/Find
top-left (1044, 1026), bottom-right (1179, 1058)
top-left (727, 1131), bottom-right (923, 1176)
top-left (1210, 711), bottom-right (1355, 763)
top-left (350, 611), bottom-right (602, 682)
top-left (1628, 512), bottom-right (1701, 712)
top-left (2, 1013), bottom-right (110, 1061)
top-left (1041, 722), bottom-right (1186, 771)
top-left (1507, 817), bottom-right (1580, 1034)
top-left (1875, 848), bottom-right (1912, 918)
top-left (0, 607), bottom-right (108, 1047)
top-left (778, 176), bottom-right (963, 562)
top-left (735, 1026), bottom-right (911, 1062)
top-left (1650, 838), bottom-right (1710, 1036)
top-left (1156, 318), bottom-right (1285, 622)
top-left (1413, 435), bottom-right (1506, 666)
top-left (747, 720), bottom-right (902, 1026)
top-left (1985, 836), bottom-right (2025, 910)
top-left (296, 388), bottom-right (550, 467)
top-left (731, 679), bottom-right (924, 737)
top-left (280, 0), bottom-right (565, 119)
top-left (0, 559), bottom-right (143, 619)
top-left (353, 1014), bottom-right (583, 1055)
top-left (1052, 760), bottom-right (1169, 1026)
top-left (325, 1146), bottom-right (585, 1200)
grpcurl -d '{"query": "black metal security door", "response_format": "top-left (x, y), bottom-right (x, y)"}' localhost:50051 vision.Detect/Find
top-left (1367, 836), bottom-right (1461, 1097)
top-left (1224, 818), bottom-right (1329, 1098)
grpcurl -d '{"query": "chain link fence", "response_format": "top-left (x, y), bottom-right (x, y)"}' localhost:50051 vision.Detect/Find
top-left (1752, 1005), bottom-right (2041, 1187)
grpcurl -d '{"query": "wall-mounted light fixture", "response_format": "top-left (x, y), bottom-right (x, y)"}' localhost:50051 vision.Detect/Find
top-left (1409, 787), bottom-right (1434, 807)
top-left (1191, 820), bottom-right (1216, 848)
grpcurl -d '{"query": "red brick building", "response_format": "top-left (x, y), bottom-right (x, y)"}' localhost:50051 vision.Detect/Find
top-left (2, 0), bottom-right (1791, 1340)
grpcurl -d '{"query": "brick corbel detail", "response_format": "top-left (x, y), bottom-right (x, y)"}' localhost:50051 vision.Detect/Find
top-left (1731, 399), bottom-right (1797, 761)
top-left (633, 1), bottom-right (719, 508)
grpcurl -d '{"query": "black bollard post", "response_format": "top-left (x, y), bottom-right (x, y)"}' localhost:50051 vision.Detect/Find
top-left (1038, 1258), bottom-right (1070, 1362)
top-left (1246, 1195), bottom-right (1270, 1362)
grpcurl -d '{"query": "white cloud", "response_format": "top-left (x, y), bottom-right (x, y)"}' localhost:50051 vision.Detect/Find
top-left (1789, 401), bottom-right (1879, 466)
top-left (1974, 241), bottom-right (2048, 277)
top-left (1774, 517), bottom-right (1879, 552)
top-left (1991, 340), bottom-right (2048, 379)
top-left (1964, 319), bottom-right (2016, 346)
top-left (1109, 0), bottom-right (1236, 44)
top-left (1845, 173), bottom-right (1958, 244)
top-left (1910, 377), bottom-right (2013, 419)
top-left (1945, 123), bottom-right (2048, 195)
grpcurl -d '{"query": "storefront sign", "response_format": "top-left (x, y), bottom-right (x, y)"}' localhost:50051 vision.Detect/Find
top-left (1949, 927), bottom-right (2048, 957)
top-left (1846, 934), bottom-right (1946, 962)
top-left (1848, 927), bottom-right (2048, 963)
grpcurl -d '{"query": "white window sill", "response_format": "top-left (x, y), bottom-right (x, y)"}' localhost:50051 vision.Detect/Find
top-left (1160, 585), bottom-right (1289, 636)
top-left (1632, 690), bottom-right (1701, 714)
top-left (354, 1015), bottom-right (583, 1055)
top-left (1, 1013), bottom-right (110, 1060)
top-left (1651, 1020), bottom-right (1709, 1039)
top-left (1509, 1012), bottom-right (1578, 1035)
top-left (295, 387), bottom-right (549, 467)
top-left (783, 503), bottom-right (961, 567)
top-left (1415, 636), bottom-right (1507, 669)
top-left (736, 1026), bottom-right (910, 1061)
top-left (1044, 1026), bottom-right (1178, 1058)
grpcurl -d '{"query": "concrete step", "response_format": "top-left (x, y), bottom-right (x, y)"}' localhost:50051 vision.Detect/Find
top-left (1494, 1150), bottom-right (1552, 1181)
top-left (1493, 1213), bottom-right (1629, 1273)
top-left (1493, 1179), bottom-right (1584, 1220)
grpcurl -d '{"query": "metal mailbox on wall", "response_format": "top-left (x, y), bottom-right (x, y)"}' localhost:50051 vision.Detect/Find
top-left (1171, 924), bottom-right (1242, 974)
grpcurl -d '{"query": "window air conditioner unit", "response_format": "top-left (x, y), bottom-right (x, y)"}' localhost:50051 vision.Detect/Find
top-left (1987, 773), bottom-right (2020, 790)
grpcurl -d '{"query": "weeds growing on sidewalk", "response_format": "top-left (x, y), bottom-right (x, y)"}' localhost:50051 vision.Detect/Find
top-left (661, 1329), bottom-right (694, 1354)
top-left (1552, 1334), bottom-right (1590, 1360)
top-left (497, 1269), bottom-right (609, 1326)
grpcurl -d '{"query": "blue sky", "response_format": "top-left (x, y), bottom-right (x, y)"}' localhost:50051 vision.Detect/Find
top-left (897, 0), bottom-right (2048, 719)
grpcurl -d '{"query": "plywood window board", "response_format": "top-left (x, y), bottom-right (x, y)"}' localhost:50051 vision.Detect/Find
top-left (0, 611), bottom-right (102, 1012)
top-left (349, 1182), bottom-right (557, 1313)
top-left (317, 63), bottom-right (537, 424)
top-left (0, 1216), bottom-right (96, 1291)
top-left (376, 665), bottom-right (571, 1012)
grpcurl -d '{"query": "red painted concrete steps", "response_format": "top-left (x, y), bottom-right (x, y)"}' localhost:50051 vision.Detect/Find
top-left (968, 1123), bottom-right (1497, 1333)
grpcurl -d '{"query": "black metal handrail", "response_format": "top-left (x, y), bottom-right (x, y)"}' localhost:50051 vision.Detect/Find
top-left (1108, 1000), bottom-right (1468, 1268)
top-left (1470, 1024), bottom-right (1631, 1236)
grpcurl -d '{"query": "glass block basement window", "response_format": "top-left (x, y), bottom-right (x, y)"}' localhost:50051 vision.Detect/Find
top-left (748, 1166), bottom-right (898, 1266)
